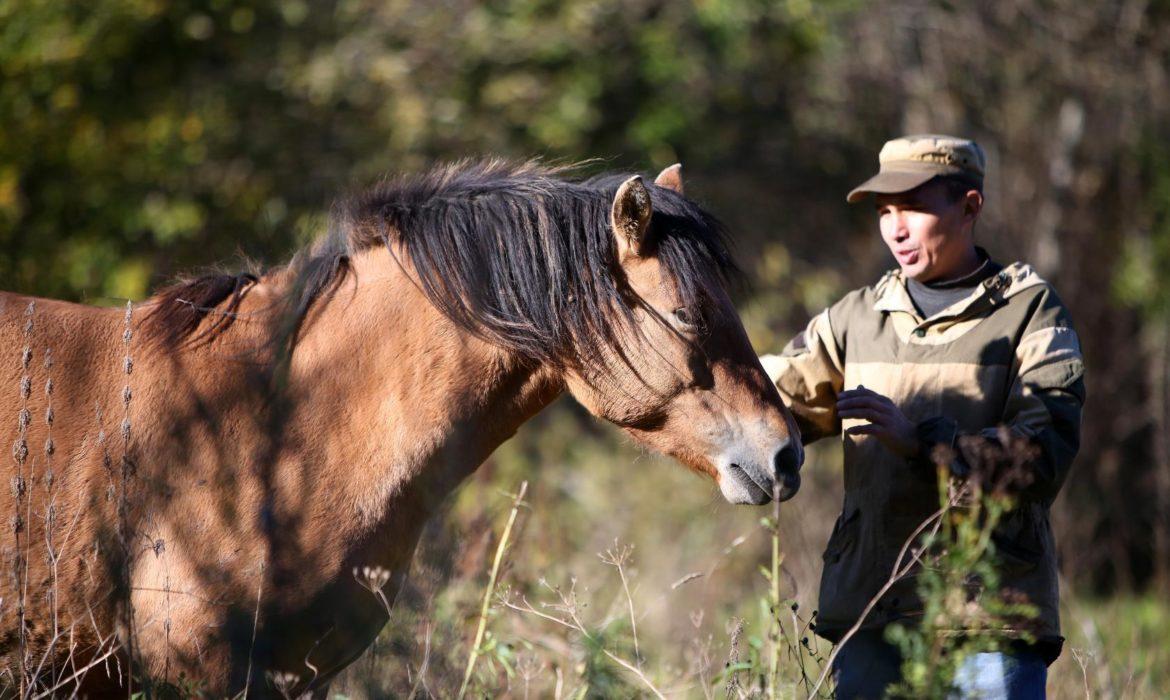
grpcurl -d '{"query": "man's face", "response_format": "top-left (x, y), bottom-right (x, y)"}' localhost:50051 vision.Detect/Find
top-left (875, 181), bottom-right (979, 282)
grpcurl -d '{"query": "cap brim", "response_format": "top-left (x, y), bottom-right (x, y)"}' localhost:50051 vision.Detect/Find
top-left (846, 170), bottom-right (937, 203)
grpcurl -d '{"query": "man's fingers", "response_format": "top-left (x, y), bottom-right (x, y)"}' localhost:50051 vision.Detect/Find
top-left (845, 424), bottom-right (883, 436)
top-left (838, 408), bottom-right (890, 425)
top-left (840, 387), bottom-right (895, 405)
top-left (838, 387), bottom-right (876, 398)
top-left (837, 396), bottom-right (889, 412)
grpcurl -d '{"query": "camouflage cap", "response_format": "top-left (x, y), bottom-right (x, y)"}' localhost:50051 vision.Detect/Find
top-left (846, 134), bottom-right (985, 203)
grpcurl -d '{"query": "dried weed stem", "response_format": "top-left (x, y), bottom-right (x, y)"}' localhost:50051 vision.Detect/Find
top-left (500, 579), bottom-right (666, 700)
top-left (806, 483), bottom-right (965, 698)
top-left (599, 539), bottom-right (640, 666)
top-left (457, 479), bottom-right (528, 699)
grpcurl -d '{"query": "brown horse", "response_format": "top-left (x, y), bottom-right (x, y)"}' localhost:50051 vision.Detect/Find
top-left (0, 160), bottom-right (801, 696)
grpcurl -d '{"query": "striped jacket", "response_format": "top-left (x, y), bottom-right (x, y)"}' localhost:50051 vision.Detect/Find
top-left (761, 259), bottom-right (1085, 651)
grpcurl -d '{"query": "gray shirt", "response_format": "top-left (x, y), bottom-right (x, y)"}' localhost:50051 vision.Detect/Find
top-left (905, 248), bottom-right (1001, 318)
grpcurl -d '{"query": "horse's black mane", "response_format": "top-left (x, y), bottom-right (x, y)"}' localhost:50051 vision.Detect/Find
top-left (147, 159), bottom-right (739, 366)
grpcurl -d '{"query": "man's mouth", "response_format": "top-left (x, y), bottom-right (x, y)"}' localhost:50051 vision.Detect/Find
top-left (896, 249), bottom-right (920, 265)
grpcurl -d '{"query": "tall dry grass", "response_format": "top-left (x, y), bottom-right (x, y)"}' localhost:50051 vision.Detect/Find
top-left (328, 402), bottom-right (1169, 699)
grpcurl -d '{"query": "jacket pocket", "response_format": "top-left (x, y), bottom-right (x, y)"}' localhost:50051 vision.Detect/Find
top-left (823, 503), bottom-right (861, 564)
top-left (991, 508), bottom-right (1044, 573)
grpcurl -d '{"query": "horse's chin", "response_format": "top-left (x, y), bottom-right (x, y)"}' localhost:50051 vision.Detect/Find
top-left (726, 486), bottom-right (772, 506)
top-left (718, 465), bottom-right (800, 505)
top-left (719, 465), bottom-right (771, 505)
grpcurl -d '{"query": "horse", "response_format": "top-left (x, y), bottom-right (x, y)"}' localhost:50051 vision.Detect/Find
top-left (0, 160), bottom-right (802, 696)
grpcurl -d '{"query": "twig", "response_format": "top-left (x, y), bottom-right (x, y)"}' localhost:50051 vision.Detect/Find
top-left (405, 624), bottom-right (433, 700)
top-left (243, 559), bottom-right (266, 698)
top-left (806, 490), bottom-right (960, 698)
top-left (31, 628), bottom-right (122, 699)
top-left (457, 480), bottom-right (528, 699)
top-left (599, 539), bottom-right (640, 666)
top-left (1070, 646), bottom-right (1092, 699)
top-left (725, 617), bottom-right (744, 700)
top-left (768, 491), bottom-right (783, 699)
top-left (500, 593), bottom-right (667, 700)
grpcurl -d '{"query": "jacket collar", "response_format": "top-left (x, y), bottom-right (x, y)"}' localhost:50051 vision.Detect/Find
top-left (874, 260), bottom-right (1045, 321)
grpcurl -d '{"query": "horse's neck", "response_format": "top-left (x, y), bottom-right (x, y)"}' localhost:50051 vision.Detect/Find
top-left (267, 247), bottom-right (563, 531)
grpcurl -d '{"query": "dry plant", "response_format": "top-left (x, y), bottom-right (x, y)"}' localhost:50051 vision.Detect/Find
top-left (598, 538), bottom-right (640, 666)
top-left (805, 493), bottom-right (953, 698)
top-left (405, 623), bottom-right (433, 700)
top-left (500, 572), bottom-right (666, 699)
top-left (723, 617), bottom-right (745, 699)
top-left (457, 479), bottom-right (528, 699)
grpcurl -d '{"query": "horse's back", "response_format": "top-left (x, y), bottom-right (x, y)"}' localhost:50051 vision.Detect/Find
top-left (0, 290), bottom-right (124, 355)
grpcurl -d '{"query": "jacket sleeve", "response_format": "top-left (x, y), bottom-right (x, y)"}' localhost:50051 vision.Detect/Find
top-left (759, 307), bottom-right (846, 445)
top-left (919, 287), bottom-right (1085, 505)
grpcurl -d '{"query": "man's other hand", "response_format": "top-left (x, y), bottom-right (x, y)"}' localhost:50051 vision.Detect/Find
top-left (837, 386), bottom-right (919, 458)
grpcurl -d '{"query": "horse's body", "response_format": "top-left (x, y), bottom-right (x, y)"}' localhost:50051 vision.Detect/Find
top-left (0, 161), bottom-right (800, 695)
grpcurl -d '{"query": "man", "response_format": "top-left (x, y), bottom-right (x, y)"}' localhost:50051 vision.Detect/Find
top-left (761, 135), bottom-right (1085, 699)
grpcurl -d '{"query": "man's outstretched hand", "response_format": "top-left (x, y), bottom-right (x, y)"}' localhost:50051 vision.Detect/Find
top-left (837, 386), bottom-right (919, 458)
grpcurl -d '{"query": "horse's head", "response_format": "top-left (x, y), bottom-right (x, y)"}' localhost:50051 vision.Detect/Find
top-left (564, 166), bottom-right (803, 504)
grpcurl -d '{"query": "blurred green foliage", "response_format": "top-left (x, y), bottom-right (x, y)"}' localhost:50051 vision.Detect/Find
top-left (1, 0), bottom-right (846, 306)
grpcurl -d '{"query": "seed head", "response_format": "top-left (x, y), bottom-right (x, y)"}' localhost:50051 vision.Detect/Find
top-left (353, 565), bottom-right (392, 592)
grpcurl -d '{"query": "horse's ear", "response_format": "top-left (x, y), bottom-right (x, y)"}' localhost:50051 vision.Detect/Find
top-left (654, 163), bottom-right (684, 194)
top-left (611, 175), bottom-right (653, 258)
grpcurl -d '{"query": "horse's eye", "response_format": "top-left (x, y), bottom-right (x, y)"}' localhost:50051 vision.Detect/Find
top-left (673, 307), bottom-right (698, 329)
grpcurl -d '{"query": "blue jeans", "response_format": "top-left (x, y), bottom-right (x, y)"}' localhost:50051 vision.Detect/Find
top-left (832, 630), bottom-right (1048, 699)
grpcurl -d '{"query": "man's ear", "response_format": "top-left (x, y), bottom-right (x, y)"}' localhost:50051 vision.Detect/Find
top-left (611, 175), bottom-right (653, 258)
top-left (964, 190), bottom-right (984, 221)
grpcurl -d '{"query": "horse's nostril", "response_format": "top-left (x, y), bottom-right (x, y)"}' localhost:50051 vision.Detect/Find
top-left (777, 470), bottom-right (800, 501)
top-left (773, 442), bottom-right (801, 477)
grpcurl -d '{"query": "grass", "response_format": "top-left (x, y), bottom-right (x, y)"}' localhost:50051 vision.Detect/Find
top-left (329, 403), bottom-right (1170, 698)
top-left (1050, 595), bottom-right (1170, 698)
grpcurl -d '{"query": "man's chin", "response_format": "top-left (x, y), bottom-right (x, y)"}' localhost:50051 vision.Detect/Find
top-left (902, 263), bottom-right (934, 282)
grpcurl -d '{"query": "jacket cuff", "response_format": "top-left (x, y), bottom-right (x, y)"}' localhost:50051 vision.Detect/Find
top-left (914, 415), bottom-right (963, 475)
